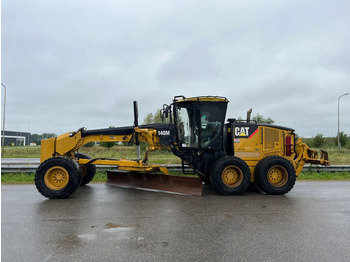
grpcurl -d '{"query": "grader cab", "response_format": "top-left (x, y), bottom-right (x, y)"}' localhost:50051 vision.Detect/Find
top-left (35, 96), bottom-right (329, 198)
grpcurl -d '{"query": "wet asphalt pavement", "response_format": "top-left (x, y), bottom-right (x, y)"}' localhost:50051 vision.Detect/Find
top-left (2, 181), bottom-right (350, 262)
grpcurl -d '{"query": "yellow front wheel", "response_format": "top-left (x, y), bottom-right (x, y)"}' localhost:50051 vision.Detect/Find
top-left (44, 166), bottom-right (70, 190)
top-left (35, 156), bottom-right (82, 199)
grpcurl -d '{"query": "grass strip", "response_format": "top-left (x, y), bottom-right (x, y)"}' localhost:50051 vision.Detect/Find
top-left (1, 173), bottom-right (36, 184)
top-left (298, 171), bottom-right (350, 181)
top-left (2, 171), bottom-right (350, 184)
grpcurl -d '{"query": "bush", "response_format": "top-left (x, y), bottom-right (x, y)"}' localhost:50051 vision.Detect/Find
top-left (312, 134), bottom-right (325, 148)
top-left (83, 142), bottom-right (95, 147)
top-left (335, 132), bottom-right (348, 148)
top-left (100, 142), bottom-right (115, 150)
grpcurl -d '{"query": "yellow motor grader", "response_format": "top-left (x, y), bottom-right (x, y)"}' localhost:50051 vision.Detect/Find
top-left (35, 96), bottom-right (329, 198)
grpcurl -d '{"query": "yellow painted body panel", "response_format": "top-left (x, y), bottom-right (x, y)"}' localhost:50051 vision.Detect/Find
top-left (40, 137), bottom-right (56, 162)
top-left (233, 125), bottom-right (329, 178)
top-left (55, 132), bottom-right (83, 156)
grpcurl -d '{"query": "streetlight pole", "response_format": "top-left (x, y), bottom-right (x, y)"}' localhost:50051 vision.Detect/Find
top-left (1, 83), bottom-right (7, 156)
top-left (338, 93), bottom-right (349, 152)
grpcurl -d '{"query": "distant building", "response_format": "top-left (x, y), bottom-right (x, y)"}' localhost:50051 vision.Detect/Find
top-left (1, 130), bottom-right (31, 146)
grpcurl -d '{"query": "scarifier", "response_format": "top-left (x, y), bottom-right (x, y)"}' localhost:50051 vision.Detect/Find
top-left (35, 96), bottom-right (329, 198)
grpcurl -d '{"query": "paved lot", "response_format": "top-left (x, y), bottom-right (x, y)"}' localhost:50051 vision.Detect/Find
top-left (2, 182), bottom-right (350, 262)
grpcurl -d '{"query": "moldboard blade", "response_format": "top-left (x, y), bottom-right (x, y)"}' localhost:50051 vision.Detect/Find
top-left (106, 171), bottom-right (203, 196)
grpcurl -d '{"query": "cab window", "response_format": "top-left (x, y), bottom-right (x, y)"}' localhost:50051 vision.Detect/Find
top-left (176, 105), bottom-right (199, 148)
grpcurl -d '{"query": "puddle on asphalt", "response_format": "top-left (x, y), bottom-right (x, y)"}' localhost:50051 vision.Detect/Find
top-left (104, 227), bottom-right (133, 233)
top-left (63, 223), bottom-right (144, 244)
top-left (105, 223), bottom-right (133, 229)
top-left (104, 223), bottom-right (134, 235)
top-left (77, 233), bottom-right (96, 241)
top-left (57, 235), bottom-right (82, 251)
top-left (102, 223), bottom-right (146, 241)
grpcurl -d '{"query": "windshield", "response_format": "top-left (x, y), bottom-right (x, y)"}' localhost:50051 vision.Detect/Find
top-left (200, 104), bottom-right (224, 147)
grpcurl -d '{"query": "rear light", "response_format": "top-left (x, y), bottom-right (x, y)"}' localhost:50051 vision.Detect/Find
top-left (286, 136), bottom-right (292, 156)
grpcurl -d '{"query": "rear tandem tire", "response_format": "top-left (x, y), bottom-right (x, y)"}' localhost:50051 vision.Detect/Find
top-left (35, 156), bottom-right (82, 199)
top-left (255, 156), bottom-right (296, 195)
top-left (210, 156), bottom-right (251, 195)
top-left (75, 153), bottom-right (96, 186)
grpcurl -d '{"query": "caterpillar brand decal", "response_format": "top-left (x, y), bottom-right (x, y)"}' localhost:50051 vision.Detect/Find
top-left (234, 125), bottom-right (259, 139)
top-left (157, 130), bottom-right (170, 136)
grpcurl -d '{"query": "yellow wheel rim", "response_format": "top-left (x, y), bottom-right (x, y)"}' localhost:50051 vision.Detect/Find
top-left (221, 165), bottom-right (243, 188)
top-left (44, 166), bottom-right (69, 190)
top-left (267, 165), bottom-right (288, 187)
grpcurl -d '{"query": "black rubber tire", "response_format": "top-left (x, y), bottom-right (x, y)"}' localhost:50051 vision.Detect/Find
top-left (210, 156), bottom-right (251, 195)
top-left (75, 153), bottom-right (96, 186)
top-left (246, 182), bottom-right (264, 193)
top-left (35, 156), bottom-right (82, 199)
top-left (255, 156), bottom-right (296, 195)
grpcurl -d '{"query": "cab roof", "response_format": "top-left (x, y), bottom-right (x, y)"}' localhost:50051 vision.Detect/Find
top-left (174, 96), bottom-right (229, 103)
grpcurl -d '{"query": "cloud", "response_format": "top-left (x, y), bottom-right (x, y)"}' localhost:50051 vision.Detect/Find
top-left (1, 0), bottom-right (350, 137)
top-left (156, 40), bottom-right (223, 84)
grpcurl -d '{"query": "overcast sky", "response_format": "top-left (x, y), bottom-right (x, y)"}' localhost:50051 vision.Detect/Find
top-left (1, 0), bottom-right (350, 137)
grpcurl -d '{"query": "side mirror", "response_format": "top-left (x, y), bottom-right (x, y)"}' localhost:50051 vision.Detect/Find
top-left (160, 104), bottom-right (172, 123)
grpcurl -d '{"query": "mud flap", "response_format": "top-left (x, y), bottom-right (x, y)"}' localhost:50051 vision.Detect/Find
top-left (106, 170), bottom-right (203, 196)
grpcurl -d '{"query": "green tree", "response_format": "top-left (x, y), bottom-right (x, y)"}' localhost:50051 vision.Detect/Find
top-left (41, 133), bottom-right (57, 140)
top-left (335, 132), bottom-right (348, 147)
top-left (30, 133), bottom-right (57, 145)
top-left (143, 110), bottom-right (170, 124)
top-left (252, 113), bottom-right (275, 124)
top-left (30, 134), bottom-right (42, 145)
top-left (312, 134), bottom-right (325, 148)
top-left (143, 113), bottom-right (154, 125)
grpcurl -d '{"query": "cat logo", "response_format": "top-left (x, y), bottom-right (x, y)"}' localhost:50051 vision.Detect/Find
top-left (234, 126), bottom-right (259, 139)
top-left (235, 127), bottom-right (250, 137)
